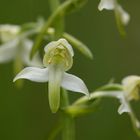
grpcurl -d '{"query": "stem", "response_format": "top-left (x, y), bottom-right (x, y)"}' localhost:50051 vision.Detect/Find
top-left (13, 42), bottom-right (24, 89)
top-left (48, 121), bottom-right (63, 140)
top-left (61, 89), bottom-right (76, 140)
top-left (62, 114), bottom-right (75, 140)
top-left (49, 0), bottom-right (60, 12)
top-left (49, 0), bottom-right (65, 39)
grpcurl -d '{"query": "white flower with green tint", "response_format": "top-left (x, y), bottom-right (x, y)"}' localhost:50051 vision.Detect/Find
top-left (122, 75), bottom-right (140, 101)
top-left (0, 24), bottom-right (20, 42)
top-left (98, 0), bottom-right (115, 11)
top-left (0, 24), bottom-right (42, 67)
top-left (70, 76), bottom-right (140, 135)
top-left (13, 38), bottom-right (89, 113)
top-left (91, 76), bottom-right (140, 132)
top-left (98, 0), bottom-right (130, 26)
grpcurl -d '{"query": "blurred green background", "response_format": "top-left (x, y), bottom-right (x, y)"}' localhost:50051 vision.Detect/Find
top-left (0, 0), bottom-right (140, 140)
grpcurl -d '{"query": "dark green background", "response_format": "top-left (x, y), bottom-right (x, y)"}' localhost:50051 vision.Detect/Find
top-left (0, 0), bottom-right (140, 140)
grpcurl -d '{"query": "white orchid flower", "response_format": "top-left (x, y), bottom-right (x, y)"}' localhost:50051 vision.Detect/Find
top-left (122, 75), bottom-right (140, 101)
top-left (98, 0), bottom-right (130, 26)
top-left (103, 90), bottom-right (140, 131)
top-left (0, 24), bottom-right (20, 42)
top-left (91, 75), bottom-right (140, 132)
top-left (98, 0), bottom-right (115, 11)
top-left (0, 24), bottom-right (42, 67)
top-left (13, 38), bottom-right (89, 113)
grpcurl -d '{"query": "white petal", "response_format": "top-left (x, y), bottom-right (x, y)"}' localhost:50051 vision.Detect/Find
top-left (13, 67), bottom-right (48, 82)
top-left (0, 24), bottom-right (20, 42)
top-left (122, 75), bottom-right (140, 100)
top-left (61, 72), bottom-right (89, 95)
top-left (58, 38), bottom-right (74, 57)
top-left (0, 24), bottom-right (20, 34)
top-left (21, 39), bottom-right (43, 67)
top-left (0, 39), bottom-right (18, 63)
top-left (118, 96), bottom-right (131, 114)
top-left (122, 75), bottom-right (140, 86)
top-left (98, 0), bottom-right (115, 11)
top-left (116, 5), bottom-right (130, 25)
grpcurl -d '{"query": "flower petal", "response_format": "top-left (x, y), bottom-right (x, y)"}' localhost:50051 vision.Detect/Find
top-left (0, 39), bottom-right (18, 63)
top-left (13, 67), bottom-right (48, 82)
top-left (118, 96), bottom-right (131, 114)
top-left (116, 4), bottom-right (130, 25)
top-left (0, 24), bottom-right (20, 42)
top-left (21, 39), bottom-right (43, 67)
top-left (122, 75), bottom-right (140, 100)
top-left (61, 72), bottom-right (89, 96)
top-left (98, 0), bottom-right (115, 11)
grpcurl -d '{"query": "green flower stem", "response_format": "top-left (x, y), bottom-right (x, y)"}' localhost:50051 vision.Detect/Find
top-left (48, 121), bottom-right (63, 140)
top-left (72, 84), bottom-right (123, 105)
top-left (62, 114), bottom-right (75, 140)
top-left (13, 45), bottom-right (24, 88)
top-left (61, 89), bottom-right (75, 140)
top-left (61, 89), bottom-right (69, 107)
top-left (49, 0), bottom-right (60, 12)
top-left (63, 32), bottom-right (93, 59)
top-left (30, 0), bottom-right (87, 58)
top-left (49, 0), bottom-right (65, 39)
top-left (66, 91), bottom-right (122, 117)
